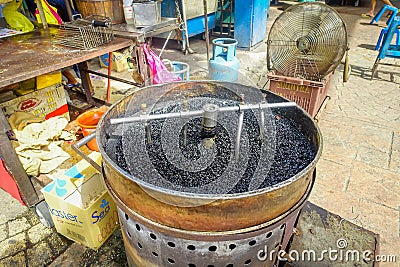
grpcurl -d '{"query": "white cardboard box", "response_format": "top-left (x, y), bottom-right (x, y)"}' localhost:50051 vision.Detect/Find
top-left (41, 152), bottom-right (119, 250)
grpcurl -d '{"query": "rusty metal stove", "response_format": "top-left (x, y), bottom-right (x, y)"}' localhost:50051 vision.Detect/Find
top-left (95, 81), bottom-right (322, 266)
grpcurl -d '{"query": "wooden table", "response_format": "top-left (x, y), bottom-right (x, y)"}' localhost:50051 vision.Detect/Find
top-left (0, 28), bottom-right (134, 206)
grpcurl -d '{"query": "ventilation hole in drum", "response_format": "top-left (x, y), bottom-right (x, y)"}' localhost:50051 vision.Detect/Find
top-left (187, 245), bottom-right (196, 250)
top-left (167, 242), bottom-right (176, 247)
top-left (266, 232), bottom-right (272, 239)
top-left (226, 264), bottom-right (234, 267)
top-left (152, 252), bottom-right (158, 257)
top-left (208, 245), bottom-right (217, 252)
top-left (280, 224), bottom-right (286, 230)
top-left (188, 264), bottom-right (196, 267)
top-left (150, 233), bottom-right (157, 240)
top-left (135, 224), bottom-right (141, 231)
top-left (167, 258), bottom-right (175, 264)
top-left (244, 259), bottom-right (252, 265)
top-left (207, 265), bottom-right (215, 267)
top-left (137, 242), bottom-right (142, 249)
top-left (248, 240), bottom-right (256, 246)
top-left (125, 213), bottom-right (129, 220)
top-left (127, 231), bottom-right (131, 238)
top-left (229, 244), bottom-right (236, 250)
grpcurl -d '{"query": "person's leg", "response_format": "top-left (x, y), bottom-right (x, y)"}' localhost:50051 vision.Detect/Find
top-left (368, 0), bottom-right (377, 16)
top-left (361, 0), bottom-right (376, 17)
top-left (380, 0), bottom-right (396, 17)
top-left (381, 0), bottom-right (395, 7)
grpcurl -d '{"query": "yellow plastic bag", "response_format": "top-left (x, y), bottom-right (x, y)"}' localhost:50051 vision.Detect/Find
top-left (35, 0), bottom-right (62, 25)
top-left (3, 0), bottom-right (34, 32)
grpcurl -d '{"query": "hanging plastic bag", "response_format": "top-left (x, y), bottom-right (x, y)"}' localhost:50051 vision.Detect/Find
top-left (142, 44), bottom-right (182, 84)
top-left (3, 0), bottom-right (34, 32)
top-left (35, 0), bottom-right (62, 25)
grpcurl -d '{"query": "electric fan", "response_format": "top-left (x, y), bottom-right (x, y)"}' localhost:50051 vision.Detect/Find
top-left (267, 2), bottom-right (348, 81)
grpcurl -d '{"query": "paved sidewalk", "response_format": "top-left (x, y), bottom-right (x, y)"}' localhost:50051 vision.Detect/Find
top-left (309, 7), bottom-right (400, 266)
top-left (0, 2), bottom-right (399, 266)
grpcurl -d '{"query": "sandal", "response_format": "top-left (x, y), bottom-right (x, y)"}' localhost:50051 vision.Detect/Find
top-left (361, 13), bottom-right (374, 18)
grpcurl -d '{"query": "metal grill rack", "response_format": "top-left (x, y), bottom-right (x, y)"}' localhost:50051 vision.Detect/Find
top-left (52, 16), bottom-right (114, 50)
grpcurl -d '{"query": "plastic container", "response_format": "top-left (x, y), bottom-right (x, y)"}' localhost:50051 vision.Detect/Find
top-left (164, 60), bottom-right (190, 81)
top-left (171, 62), bottom-right (190, 81)
top-left (76, 107), bottom-right (107, 151)
top-left (268, 72), bottom-right (332, 118)
top-left (132, 1), bottom-right (161, 27)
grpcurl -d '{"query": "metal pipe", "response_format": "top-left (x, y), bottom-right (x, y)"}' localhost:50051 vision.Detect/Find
top-left (159, 30), bottom-right (173, 58)
top-left (182, 100), bottom-right (188, 147)
top-left (85, 69), bottom-right (142, 86)
top-left (235, 110), bottom-right (244, 162)
top-left (110, 102), bottom-right (297, 125)
top-left (203, 0), bottom-right (210, 62)
top-left (259, 95), bottom-right (266, 143)
top-left (141, 103), bottom-right (152, 144)
top-left (181, 0), bottom-right (194, 54)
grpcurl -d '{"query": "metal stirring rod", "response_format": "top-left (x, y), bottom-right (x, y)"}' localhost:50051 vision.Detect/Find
top-left (109, 102), bottom-right (297, 125)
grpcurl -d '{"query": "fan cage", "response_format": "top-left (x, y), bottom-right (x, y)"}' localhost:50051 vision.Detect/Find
top-left (267, 2), bottom-right (348, 81)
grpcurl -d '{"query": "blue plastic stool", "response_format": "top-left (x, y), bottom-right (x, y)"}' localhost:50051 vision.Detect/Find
top-left (370, 4), bottom-right (398, 25)
top-left (371, 16), bottom-right (400, 79)
top-left (375, 26), bottom-right (400, 50)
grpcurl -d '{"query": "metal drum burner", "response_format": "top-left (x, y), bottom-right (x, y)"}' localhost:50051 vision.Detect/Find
top-left (91, 81), bottom-right (322, 266)
top-left (109, 170), bottom-right (314, 267)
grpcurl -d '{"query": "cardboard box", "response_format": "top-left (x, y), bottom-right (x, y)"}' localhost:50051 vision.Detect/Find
top-left (41, 152), bottom-right (119, 250)
top-left (0, 83), bottom-right (69, 120)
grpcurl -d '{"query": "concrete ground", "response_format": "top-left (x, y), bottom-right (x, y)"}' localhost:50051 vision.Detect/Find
top-left (1, 1), bottom-right (400, 266)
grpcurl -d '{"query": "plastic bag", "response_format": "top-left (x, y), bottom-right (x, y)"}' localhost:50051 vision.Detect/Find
top-left (142, 44), bottom-right (181, 84)
top-left (3, 0), bottom-right (34, 32)
top-left (35, 0), bottom-right (62, 25)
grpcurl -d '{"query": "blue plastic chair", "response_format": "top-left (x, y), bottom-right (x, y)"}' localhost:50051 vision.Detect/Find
top-left (371, 16), bottom-right (400, 79)
top-left (370, 4), bottom-right (398, 25)
top-left (375, 24), bottom-right (400, 50)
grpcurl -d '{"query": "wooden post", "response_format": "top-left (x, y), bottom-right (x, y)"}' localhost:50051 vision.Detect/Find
top-left (0, 110), bottom-right (39, 206)
top-left (77, 61), bottom-right (95, 106)
top-left (34, 0), bottom-right (48, 29)
top-left (106, 52), bottom-right (112, 103)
